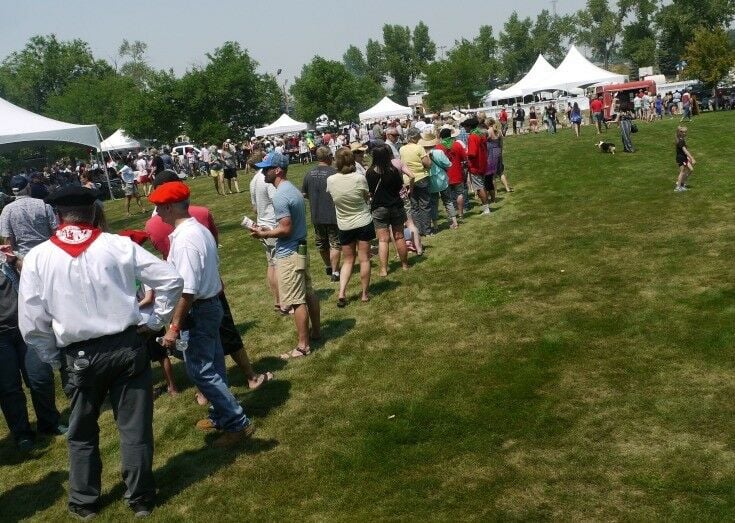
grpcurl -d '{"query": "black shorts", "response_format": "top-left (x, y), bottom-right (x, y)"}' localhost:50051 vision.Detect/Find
top-left (223, 167), bottom-right (238, 179)
top-left (219, 292), bottom-right (244, 355)
top-left (338, 222), bottom-right (376, 245)
top-left (483, 174), bottom-right (495, 191)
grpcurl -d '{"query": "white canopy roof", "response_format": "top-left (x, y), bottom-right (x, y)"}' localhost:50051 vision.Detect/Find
top-left (100, 129), bottom-right (141, 152)
top-left (254, 113), bottom-right (307, 137)
top-left (486, 55), bottom-right (557, 103)
top-left (524, 45), bottom-right (625, 94)
top-left (359, 96), bottom-right (412, 122)
top-left (0, 95), bottom-right (101, 152)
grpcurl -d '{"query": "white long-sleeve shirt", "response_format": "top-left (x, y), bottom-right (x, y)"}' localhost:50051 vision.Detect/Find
top-left (18, 233), bottom-right (183, 364)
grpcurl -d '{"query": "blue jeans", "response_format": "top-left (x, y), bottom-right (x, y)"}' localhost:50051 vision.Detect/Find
top-left (0, 328), bottom-right (60, 441)
top-left (184, 298), bottom-right (248, 432)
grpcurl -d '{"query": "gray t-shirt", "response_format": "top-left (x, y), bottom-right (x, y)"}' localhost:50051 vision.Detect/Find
top-left (301, 165), bottom-right (338, 225)
top-left (249, 170), bottom-right (277, 228)
top-left (0, 196), bottom-right (57, 255)
top-left (273, 180), bottom-right (307, 258)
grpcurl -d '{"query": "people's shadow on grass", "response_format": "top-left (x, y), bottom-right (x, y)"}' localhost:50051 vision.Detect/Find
top-left (370, 278), bottom-right (401, 295)
top-left (100, 437), bottom-right (278, 509)
top-left (0, 470), bottom-right (65, 520)
top-left (315, 287), bottom-right (335, 301)
top-left (0, 432), bottom-right (55, 468)
top-left (155, 437), bottom-right (277, 506)
top-left (239, 379), bottom-right (291, 418)
top-left (312, 318), bottom-right (357, 350)
top-left (235, 320), bottom-right (258, 337)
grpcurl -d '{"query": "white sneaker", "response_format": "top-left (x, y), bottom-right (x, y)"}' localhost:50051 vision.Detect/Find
top-left (482, 208), bottom-right (491, 215)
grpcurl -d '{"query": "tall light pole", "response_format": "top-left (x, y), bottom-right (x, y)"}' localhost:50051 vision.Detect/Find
top-left (275, 69), bottom-right (290, 114)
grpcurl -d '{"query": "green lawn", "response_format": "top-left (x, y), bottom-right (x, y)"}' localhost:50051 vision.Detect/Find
top-left (2, 112), bottom-right (734, 520)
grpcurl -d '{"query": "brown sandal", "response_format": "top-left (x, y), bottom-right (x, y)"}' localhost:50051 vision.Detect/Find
top-left (279, 347), bottom-right (311, 360)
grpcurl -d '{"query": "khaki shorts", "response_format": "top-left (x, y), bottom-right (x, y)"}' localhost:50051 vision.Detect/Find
top-left (261, 237), bottom-right (277, 267)
top-left (276, 251), bottom-right (313, 307)
top-left (313, 223), bottom-right (339, 251)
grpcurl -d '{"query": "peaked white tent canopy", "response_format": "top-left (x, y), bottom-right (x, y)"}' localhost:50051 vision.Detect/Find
top-left (359, 97), bottom-right (412, 122)
top-left (0, 96), bottom-right (101, 152)
top-left (523, 45), bottom-right (625, 94)
top-left (485, 55), bottom-right (557, 103)
top-left (100, 129), bottom-right (141, 152)
top-left (255, 114), bottom-right (307, 137)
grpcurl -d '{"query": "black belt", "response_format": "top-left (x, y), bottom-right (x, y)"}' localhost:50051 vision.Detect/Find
top-left (64, 325), bottom-right (138, 354)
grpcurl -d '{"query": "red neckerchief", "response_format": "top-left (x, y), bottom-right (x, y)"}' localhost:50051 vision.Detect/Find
top-left (50, 222), bottom-right (102, 257)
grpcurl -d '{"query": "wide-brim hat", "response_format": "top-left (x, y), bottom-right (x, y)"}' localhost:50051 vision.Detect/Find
top-left (418, 132), bottom-right (438, 147)
top-left (350, 142), bottom-right (367, 153)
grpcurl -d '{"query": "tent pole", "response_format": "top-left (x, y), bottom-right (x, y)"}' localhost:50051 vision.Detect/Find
top-left (100, 149), bottom-right (114, 201)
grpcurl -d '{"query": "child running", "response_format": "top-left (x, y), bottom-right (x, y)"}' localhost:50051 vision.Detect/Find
top-left (674, 126), bottom-right (696, 192)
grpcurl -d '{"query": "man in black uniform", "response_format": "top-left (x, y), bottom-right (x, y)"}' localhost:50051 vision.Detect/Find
top-left (18, 186), bottom-right (183, 519)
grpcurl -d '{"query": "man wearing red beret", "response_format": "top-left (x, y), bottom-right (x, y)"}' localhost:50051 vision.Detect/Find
top-left (149, 182), bottom-right (254, 447)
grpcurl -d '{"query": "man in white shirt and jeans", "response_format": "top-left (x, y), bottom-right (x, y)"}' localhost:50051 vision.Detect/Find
top-left (151, 181), bottom-right (254, 448)
top-left (18, 186), bottom-right (183, 520)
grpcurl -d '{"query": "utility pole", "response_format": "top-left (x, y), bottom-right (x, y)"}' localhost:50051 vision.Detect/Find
top-left (438, 45), bottom-right (447, 60)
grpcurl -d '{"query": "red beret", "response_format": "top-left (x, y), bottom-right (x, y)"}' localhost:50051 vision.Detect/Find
top-left (148, 182), bottom-right (190, 205)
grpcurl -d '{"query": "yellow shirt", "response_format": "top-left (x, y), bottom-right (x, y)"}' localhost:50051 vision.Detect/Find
top-left (399, 143), bottom-right (428, 183)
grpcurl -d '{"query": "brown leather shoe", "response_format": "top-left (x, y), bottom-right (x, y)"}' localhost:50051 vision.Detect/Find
top-left (195, 418), bottom-right (218, 432)
top-left (213, 423), bottom-right (256, 448)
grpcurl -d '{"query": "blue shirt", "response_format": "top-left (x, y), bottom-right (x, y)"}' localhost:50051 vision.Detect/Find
top-left (272, 180), bottom-right (307, 258)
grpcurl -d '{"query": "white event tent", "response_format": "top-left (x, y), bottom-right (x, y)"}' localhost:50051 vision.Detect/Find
top-left (100, 128), bottom-right (141, 152)
top-left (524, 45), bottom-right (625, 94)
top-left (0, 95), bottom-right (101, 152)
top-left (359, 96), bottom-right (412, 122)
top-left (254, 113), bottom-right (307, 137)
top-left (485, 55), bottom-right (557, 104)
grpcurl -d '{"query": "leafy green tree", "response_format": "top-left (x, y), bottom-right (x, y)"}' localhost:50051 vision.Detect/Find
top-left (0, 34), bottom-right (111, 112)
top-left (530, 10), bottom-right (575, 65)
top-left (290, 56), bottom-right (383, 123)
top-left (343, 45), bottom-right (368, 77)
top-left (425, 39), bottom-right (490, 110)
top-left (178, 42), bottom-right (281, 143)
top-left (45, 73), bottom-right (138, 137)
top-left (413, 21), bottom-right (436, 74)
top-left (123, 69), bottom-right (184, 142)
top-left (683, 26), bottom-right (735, 89)
top-left (575, 0), bottom-right (624, 68)
top-left (657, 0), bottom-right (735, 75)
top-left (499, 12), bottom-right (535, 82)
top-left (619, 0), bottom-right (658, 75)
top-left (382, 24), bottom-right (414, 103)
top-left (118, 39), bottom-right (155, 90)
top-left (475, 25), bottom-right (503, 85)
top-left (365, 38), bottom-right (386, 84)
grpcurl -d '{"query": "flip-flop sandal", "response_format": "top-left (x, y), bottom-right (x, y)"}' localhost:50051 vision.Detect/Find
top-left (280, 347), bottom-right (311, 360)
top-left (249, 372), bottom-right (274, 390)
top-left (361, 294), bottom-right (371, 303)
top-left (337, 297), bottom-right (347, 308)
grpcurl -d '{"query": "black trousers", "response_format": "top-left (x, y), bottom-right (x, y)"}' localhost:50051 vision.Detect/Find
top-left (64, 327), bottom-right (154, 510)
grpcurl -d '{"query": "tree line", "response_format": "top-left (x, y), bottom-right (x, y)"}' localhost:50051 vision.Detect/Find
top-left (0, 0), bottom-right (733, 149)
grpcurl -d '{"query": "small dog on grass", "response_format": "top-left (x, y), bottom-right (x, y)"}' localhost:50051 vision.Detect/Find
top-left (597, 141), bottom-right (616, 154)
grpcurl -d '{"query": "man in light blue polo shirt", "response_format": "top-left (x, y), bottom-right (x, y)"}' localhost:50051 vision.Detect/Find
top-left (249, 153), bottom-right (320, 360)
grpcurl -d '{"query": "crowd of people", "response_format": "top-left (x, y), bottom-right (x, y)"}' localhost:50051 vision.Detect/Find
top-left (0, 87), bottom-right (707, 518)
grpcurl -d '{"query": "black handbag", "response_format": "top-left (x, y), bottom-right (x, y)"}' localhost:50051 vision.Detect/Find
top-left (631, 123), bottom-right (639, 133)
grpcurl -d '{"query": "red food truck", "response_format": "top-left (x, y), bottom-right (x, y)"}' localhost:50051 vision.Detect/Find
top-left (594, 80), bottom-right (657, 119)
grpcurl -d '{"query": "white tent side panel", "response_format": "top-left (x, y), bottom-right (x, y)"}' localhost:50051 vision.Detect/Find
top-left (0, 96), bottom-right (101, 151)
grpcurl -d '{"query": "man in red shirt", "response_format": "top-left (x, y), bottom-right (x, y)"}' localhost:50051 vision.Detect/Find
top-left (498, 107), bottom-right (509, 136)
top-left (590, 94), bottom-right (605, 134)
top-left (436, 125), bottom-right (468, 220)
top-left (145, 171), bottom-right (272, 393)
top-left (461, 117), bottom-right (490, 215)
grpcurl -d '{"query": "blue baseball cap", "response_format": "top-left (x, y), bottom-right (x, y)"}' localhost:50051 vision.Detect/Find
top-left (255, 152), bottom-right (289, 170)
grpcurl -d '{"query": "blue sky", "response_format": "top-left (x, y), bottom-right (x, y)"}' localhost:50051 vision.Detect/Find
top-left (0, 0), bottom-right (586, 81)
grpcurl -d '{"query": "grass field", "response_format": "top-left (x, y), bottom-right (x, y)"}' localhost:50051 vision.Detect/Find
top-left (1, 111), bottom-right (734, 521)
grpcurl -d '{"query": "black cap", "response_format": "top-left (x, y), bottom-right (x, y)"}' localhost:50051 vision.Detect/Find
top-left (45, 186), bottom-right (98, 206)
top-left (151, 169), bottom-right (181, 189)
